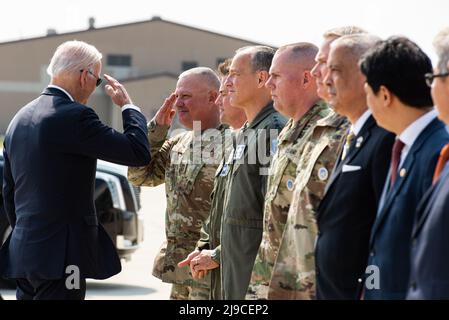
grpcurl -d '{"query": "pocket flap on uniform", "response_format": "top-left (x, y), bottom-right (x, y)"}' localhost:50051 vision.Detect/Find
top-left (84, 215), bottom-right (99, 226)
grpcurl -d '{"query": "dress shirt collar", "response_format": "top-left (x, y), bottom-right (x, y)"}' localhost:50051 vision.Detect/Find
top-left (47, 85), bottom-right (75, 102)
top-left (398, 109), bottom-right (438, 148)
top-left (351, 109), bottom-right (372, 136)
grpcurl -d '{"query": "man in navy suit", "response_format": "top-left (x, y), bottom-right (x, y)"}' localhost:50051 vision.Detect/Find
top-left (407, 28), bottom-right (449, 300)
top-left (0, 40), bottom-right (150, 300)
top-left (360, 37), bottom-right (449, 299)
top-left (316, 34), bottom-right (395, 300)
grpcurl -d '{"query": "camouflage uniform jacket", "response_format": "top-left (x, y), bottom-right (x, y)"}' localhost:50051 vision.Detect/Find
top-left (220, 103), bottom-right (287, 300)
top-left (128, 119), bottom-right (228, 287)
top-left (267, 111), bottom-right (349, 299)
top-left (195, 128), bottom-right (237, 300)
top-left (247, 101), bottom-right (330, 299)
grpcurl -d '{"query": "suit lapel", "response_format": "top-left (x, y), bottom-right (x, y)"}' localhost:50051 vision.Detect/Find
top-left (370, 118), bottom-right (442, 242)
top-left (370, 153), bottom-right (415, 241)
top-left (323, 116), bottom-right (375, 197)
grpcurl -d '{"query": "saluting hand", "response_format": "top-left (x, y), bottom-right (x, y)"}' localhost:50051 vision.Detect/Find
top-left (104, 74), bottom-right (133, 107)
top-left (154, 93), bottom-right (176, 126)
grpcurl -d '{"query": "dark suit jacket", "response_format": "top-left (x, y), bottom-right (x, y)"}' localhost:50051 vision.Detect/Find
top-left (365, 117), bottom-right (449, 300)
top-left (315, 115), bottom-right (395, 300)
top-left (407, 159), bottom-right (449, 299)
top-left (0, 87), bottom-right (150, 280)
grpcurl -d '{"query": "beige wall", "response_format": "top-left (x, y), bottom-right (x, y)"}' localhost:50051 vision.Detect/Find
top-left (87, 93), bottom-right (112, 124)
top-left (0, 90), bottom-right (112, 134)
top-left (0, 20), bottom-right (258, 82)
top-left (124, 75), bottom-right (177, 120)
top-left (0, 19), bottom-right (262, 133)
top-left (0, 92), bottom-right (37, 133)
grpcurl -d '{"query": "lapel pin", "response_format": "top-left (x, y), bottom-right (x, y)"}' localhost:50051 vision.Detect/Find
top-left (400, 168), bottom-right (407, 178)
top-left (356, 136), bottom-right (364, 148)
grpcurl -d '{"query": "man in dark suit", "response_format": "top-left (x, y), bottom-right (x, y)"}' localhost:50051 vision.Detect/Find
top-left (407, 28), bottom-right (449, 300)
top-left (0, 40), bottom-right (150, 300)
top-left (360, 37), bottom-right (449, 299)
top-left (316, 34), bottom-right (395, 300)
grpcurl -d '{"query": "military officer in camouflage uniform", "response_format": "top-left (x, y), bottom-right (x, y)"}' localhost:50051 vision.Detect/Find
top-left (246, 43), bottom-right (330, 300)
top-left (178, 60), bottom-right (247, 300)
top-left (218, 46), bottom-right (287, 300)
top-left (128, 67), bottom-right (225, 300)
top-left (268, 111), bottom-right (349, 299)
top-left (263, 26), bottom-right (367, 300)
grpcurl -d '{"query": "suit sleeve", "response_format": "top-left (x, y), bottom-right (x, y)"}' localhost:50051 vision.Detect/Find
top-left (75, 107), bottom-right (151, 167)
top-left (128, 119), bottom-right (178, 187)
top-left (2, 148), bottom-right (16, 228)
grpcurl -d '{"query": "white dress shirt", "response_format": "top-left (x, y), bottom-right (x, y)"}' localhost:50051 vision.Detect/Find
top-left (47, 84), bottom-right (141, 113)
top-left (377, 109), bottom-right (437, 213)
top-left (351, 109), bottom-right (372, 136)
top-left (48, 84), bottom-right (75, 102)
top-left (397, 109), bottom-right (437, 167)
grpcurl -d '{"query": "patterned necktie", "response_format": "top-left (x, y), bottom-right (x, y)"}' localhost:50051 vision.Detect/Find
top-left (432, 143), bottom-right (449, 184)
top-left (341, 131), bottom-right (355, 161)
top-left (390, 139), bottom-right (405, 186)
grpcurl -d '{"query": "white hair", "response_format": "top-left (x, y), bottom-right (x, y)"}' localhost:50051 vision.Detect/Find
top-left (331, 34), bottom-right (382, 60)
top-left (46, 40), bottom-right (102, 77)
top-left (179, 67), bottom-right (220, 90)
top-left (433, 28), bottom-right (449, 73)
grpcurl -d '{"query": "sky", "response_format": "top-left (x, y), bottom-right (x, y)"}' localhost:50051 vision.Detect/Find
top-left (1, 0), bottom-right (448, 62)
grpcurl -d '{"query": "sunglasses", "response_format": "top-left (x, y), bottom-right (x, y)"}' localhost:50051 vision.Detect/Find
top-left (80, 69), bottom-right (103, 87)
top-left (425, 72), bottom-right (449, 87)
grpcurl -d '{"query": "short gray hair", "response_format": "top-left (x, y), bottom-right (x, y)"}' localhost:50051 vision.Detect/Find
top-left (179, 67), bottom-right (221, 90)
top-left (323, 26), bottom-right (367, 39)
top-left (47, 40), bottom-right (102, 77)
top-left (433, 27), bottom-right (449, 73)
top-left (332, 34), bottom-right (382, 60)
top-left (276, 42), bottom-right (318, 69)
top-left (235, 45), bottom-right (276, 72)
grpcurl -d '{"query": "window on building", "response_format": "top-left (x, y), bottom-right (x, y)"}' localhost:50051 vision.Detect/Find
top-left (182, 61), bottom-right (198, 71)
top-left (107, 54), bottom-right (132, 67)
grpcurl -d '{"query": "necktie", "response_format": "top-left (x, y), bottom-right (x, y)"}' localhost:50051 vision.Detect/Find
top-left (341, 131), bottom-right (355, 161)
top-left (390, 139), bottom-right (405, 186)
top-left (432, 143), bottom-right (449, 184)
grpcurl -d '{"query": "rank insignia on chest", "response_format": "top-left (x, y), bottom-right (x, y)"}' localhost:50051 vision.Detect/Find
top-left (234, 144), bottom-right (246, 160)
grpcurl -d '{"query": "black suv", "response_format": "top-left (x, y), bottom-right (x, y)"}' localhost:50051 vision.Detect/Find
top-left (0, 154), bottom-right (144, 262)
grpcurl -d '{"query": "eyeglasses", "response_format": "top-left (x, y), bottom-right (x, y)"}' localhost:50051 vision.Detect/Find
top-left (80, 69), bottom-right (103, 87)
top-left (425, 72), bottom-right (449, 87)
